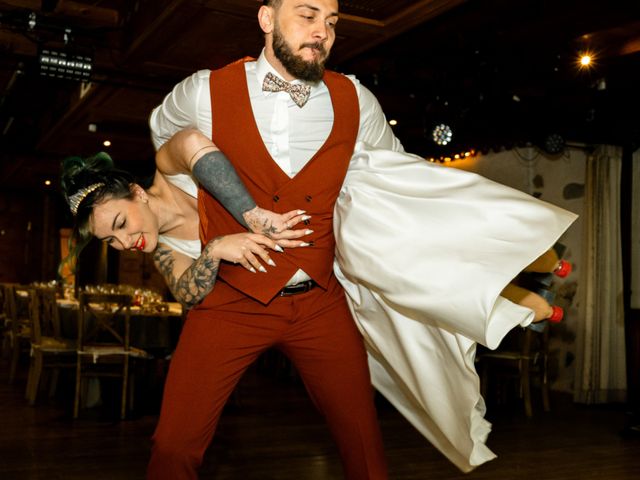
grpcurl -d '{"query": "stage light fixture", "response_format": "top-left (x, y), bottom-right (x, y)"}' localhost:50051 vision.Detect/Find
top-left (432, 123), bottom-right (453, 146)
top-left (39, 48), bottom-right (93, 81)
top-left (542, 133), bottom-right (565, 155)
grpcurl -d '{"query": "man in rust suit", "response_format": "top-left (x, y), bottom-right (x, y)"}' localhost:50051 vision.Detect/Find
top-left (148, 1), bottom-right (403, 478)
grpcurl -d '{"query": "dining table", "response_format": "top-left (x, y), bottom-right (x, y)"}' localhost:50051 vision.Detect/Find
top-left (56, 298), bottom-right (184, 356)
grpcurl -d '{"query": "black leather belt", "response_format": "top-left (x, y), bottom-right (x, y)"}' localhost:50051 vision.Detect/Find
top-left (279, 280), bottom-right (317, 296)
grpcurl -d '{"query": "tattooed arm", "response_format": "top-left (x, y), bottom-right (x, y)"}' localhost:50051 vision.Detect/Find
top-left (153, 241), bottom-right (220, 309)
top-left (152, 232), bottom-right (282, 308)
top-left (155, 129), bottom-right (311, 246)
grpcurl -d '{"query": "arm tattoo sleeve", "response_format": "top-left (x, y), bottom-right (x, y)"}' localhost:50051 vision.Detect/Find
top-left (192, 150), bottom-right (256, 227)
top-left (153, 242), bottom-right (221, 309)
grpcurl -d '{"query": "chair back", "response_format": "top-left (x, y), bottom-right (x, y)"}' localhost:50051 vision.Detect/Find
top-left (6, 285), bottom-right (32, 330)
top-left (3, 284), bottom-right (19, 323)
top-left (77, 293), bottom-right (132, 351)
top-left (30, 288), bottom-right (63, 344)
top-left (0, 283), bottom-right (7, 318)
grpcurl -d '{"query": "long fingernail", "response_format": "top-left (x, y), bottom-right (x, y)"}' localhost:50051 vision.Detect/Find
top-left (301, 215), bottom-right (311, 221)
top-left (297, 210), bottom-right (306, 214)
top-left (249, 267), bottom-right (257, 273)
top-left (300, 242), bottom-right (311, 247)
top-left (267, 259), bottom-right (276, 267)
top-left (258, 266), bottom-right (267, 273)
top-left (275, 245), bottom-right (284, 253)
top-left (305, 229), bottom-right (314, 234)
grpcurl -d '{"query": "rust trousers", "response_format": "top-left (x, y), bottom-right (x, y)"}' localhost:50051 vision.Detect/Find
top-left (147, 276), bottom-right (388, 480)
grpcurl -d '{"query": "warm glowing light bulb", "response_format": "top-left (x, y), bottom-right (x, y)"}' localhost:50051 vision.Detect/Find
top-left (389, 119), bottom-right (398, 126)
top-left (44, 180), bottom-right (51, 186)
top-left (103, 140), bottom-right (111, 147)
top-left (577, 51), bottom-right (596, 70)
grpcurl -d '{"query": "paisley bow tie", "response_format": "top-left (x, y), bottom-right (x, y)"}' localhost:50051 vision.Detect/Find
top-left (262, 72), bottom-right (311, 108)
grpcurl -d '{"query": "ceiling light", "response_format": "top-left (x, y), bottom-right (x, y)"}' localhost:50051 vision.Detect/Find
top-left (432, 124), bottom-right (453, 146)
top-left (389, 119), bottom-right (398, 126)
top-left (577, 51), bottom-right (596, 70)
top-left (103, 140), bottom-right (111, 147)
top-left (39, 48), bottom-right (92, 81)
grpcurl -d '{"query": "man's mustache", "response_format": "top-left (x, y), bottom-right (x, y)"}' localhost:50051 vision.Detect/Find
top-left (300, 42), bottom-right (327, 56)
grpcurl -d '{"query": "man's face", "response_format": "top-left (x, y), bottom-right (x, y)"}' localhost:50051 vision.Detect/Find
top-left (268, 0), bottom-right (339, 82)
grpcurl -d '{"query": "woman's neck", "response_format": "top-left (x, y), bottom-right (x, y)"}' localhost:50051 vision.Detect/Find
top-left (146, 171), bottom-right (186, 234)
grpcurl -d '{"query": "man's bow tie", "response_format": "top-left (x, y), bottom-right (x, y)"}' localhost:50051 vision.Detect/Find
top-left (262, 72), bottom-right (311, 108)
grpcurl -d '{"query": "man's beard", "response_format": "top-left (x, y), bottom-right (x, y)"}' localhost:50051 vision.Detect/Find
top-left (272, 23), bottom-right (328, 83)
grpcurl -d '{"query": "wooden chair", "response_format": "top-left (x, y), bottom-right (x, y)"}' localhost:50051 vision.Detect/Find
top-left (25, 288), bottom-right (76, 405)
top-left (0, 283), bottom-right (10, 358)
top-left (74, 293), bottom-right (150, 420)
top-left (4, 285), bottom-right (34, 384)
top-left (476, 322), bottom-right (550, 417)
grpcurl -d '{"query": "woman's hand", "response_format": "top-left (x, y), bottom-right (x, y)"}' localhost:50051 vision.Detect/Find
top-left (207, 232), bottom-right (283, 273)
top-left (242, 207), bottom-right (312, 248)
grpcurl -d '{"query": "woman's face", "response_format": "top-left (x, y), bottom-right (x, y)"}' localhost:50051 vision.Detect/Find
top-left (90, 188), bottom-right (159, 253)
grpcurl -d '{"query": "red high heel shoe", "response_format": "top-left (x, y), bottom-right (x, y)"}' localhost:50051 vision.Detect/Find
top-left (554, 260), bottom-right (572, 278)
top-left (548, 306), bottom-right (564, 323)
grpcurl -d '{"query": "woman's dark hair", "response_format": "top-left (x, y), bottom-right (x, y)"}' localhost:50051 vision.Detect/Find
top-left (59, 152), bottom-right (135, 275)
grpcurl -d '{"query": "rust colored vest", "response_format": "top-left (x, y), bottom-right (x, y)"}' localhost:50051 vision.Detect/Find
top-left (198, 59), bottom-right (359, 305)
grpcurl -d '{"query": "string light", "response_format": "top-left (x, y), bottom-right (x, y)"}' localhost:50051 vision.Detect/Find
top-left (427, 149), bottom-right (477, 163)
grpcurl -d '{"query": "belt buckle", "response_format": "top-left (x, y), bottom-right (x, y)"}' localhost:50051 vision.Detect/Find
top-left (280, 280), bottom-right (313, 297)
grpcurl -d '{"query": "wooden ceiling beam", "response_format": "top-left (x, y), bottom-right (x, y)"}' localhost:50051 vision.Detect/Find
top-left (1, 0), bottom-right (120, 27)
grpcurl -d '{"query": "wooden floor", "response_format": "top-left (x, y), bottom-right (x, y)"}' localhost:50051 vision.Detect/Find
top-left (1, 356), bottom-right (639, 480)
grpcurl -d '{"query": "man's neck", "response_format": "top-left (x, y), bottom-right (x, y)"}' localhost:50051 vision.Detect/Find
top-left (264, 46), bottom-right (296, 81)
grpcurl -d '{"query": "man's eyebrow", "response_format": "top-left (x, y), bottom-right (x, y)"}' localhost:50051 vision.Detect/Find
top-left (295, 4), bottom-right (339, 17)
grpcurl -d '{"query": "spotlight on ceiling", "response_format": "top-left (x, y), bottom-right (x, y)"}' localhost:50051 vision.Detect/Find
top-left (432, 123), bottom-right (453, 146)
top-left (39, 48), bottom-right (92, 81)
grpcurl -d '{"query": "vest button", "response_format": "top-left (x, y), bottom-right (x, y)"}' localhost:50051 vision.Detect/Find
top-left (305, 195), bottom-right (312, 202)
top-left (273, 195), bottom-right (279, 202)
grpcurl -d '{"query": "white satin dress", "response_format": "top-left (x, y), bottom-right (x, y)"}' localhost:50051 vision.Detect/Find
top-left (333, 143), bottom-right (578, 472)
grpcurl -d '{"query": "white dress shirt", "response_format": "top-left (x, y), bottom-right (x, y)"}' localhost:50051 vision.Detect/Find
top-left (149, 49), bottom-right (404, 284)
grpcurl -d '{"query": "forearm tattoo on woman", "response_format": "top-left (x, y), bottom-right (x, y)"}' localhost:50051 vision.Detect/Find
top-left (153, 243), bottom-right (220, 308)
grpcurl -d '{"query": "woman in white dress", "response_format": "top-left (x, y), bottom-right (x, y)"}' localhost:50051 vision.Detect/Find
top-left (63, 129), bottom-right (576, 472)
